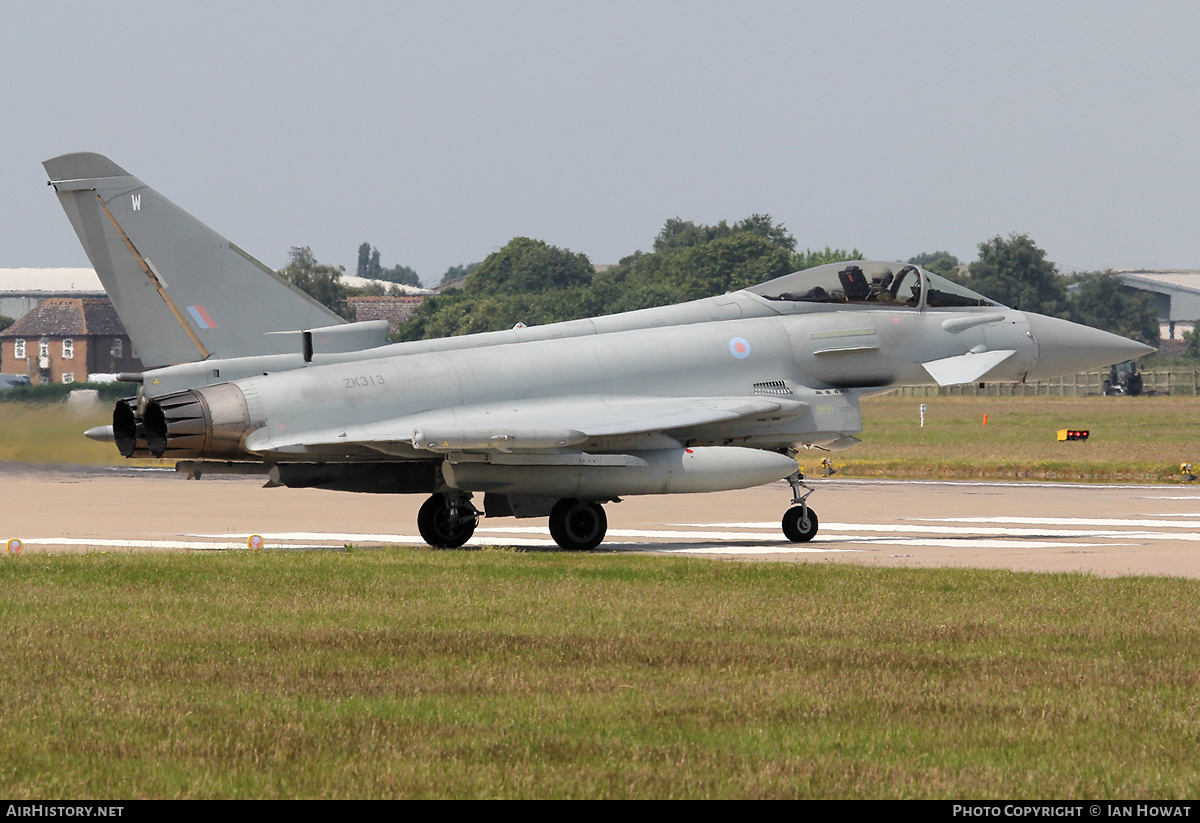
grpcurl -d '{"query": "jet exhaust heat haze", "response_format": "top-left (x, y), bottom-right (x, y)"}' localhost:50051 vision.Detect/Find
top-left (45, 153), bottom-right (1154, 550)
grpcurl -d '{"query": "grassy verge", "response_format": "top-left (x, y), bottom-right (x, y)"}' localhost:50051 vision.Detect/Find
top-left (0, 403), bottom-right (123, 464)
top-left (2, 548), bottom-right (1199, 798)
top-left (2, 393), bottom-right (1196, 480)
top-left (826, 394), bottom-right (1199, 483)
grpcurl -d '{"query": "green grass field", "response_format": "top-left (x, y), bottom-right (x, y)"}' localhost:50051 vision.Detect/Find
top-left (2, 549), bottom-right (1199, 799)
top-left (4, 393), bottom-right (1197, 481)
top-left (832, 394), bottom-right (1199, 483)
top-left (3, 395), bottom-right (1199, 798)
top-left (0, 403), bottom-right (117, 464)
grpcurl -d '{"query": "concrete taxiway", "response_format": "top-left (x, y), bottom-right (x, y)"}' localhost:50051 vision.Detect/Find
top-left (4, 463), bottom-right (1200, 578)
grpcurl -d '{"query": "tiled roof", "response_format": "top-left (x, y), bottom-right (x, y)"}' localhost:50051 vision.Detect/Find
top-left (79, 298), bottom-right (128, 335)
top-left (0, 298), bottom-right (129, 338)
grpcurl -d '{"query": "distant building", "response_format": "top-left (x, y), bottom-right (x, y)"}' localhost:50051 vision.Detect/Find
top-left (1114, 270), bottom-right (1200, 341)
top-left (0, 268), bottom-right (104, 322)
top-left (341, 275), bottom-right (432, 297)
top-left (347, 295), bottom-right (427, 334)
top-left (0, 297), bottom-right (143, 384)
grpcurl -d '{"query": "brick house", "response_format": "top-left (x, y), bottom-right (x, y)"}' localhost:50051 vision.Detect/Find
top-left (0, 297), bottom-right (143, 384)
top-left (347, 295), bottom-right (427, 334)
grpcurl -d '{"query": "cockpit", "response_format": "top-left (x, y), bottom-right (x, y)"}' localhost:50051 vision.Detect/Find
top-left (746, 261), bottom-right (1000, 310)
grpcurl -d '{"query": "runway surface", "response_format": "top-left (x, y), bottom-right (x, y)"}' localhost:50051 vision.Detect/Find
top-left (4, 463), bottom-right (1200, 578)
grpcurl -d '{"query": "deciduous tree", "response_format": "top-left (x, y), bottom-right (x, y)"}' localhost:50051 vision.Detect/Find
top-left (465, 237), bottom-right (593, 296)
top-left (279, 246), bottom-right (353, 320)
top-left (966, 234), bottom-right (1067, 315)
top-left (1067, 271), bottom-right (1160, 347)
top-left (908, 251), bottom-right (962, 280)
top-left (357, 242), bottom-right (422, 287)
top-left (793, 246), bottom-right (866, 271)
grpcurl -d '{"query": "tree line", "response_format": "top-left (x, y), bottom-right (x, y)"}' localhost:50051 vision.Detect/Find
top-left (279, 217), bottom-right (1166, 352)
top-left (910, 235), bottom-right (1159, 348)
top-left (396, 216), bottom-right (865, 341)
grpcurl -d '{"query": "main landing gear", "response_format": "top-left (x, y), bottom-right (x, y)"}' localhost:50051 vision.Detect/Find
top-left (548, 498), bottom-right (608, 552)
top-left (416, 476), bottom-right (811, 551)
top-left (417, 493), bottom-right (479, 548)
top-left (416, 493), bottom-right (609, 551)
top-left (782, 470), bottom-right (818, 542)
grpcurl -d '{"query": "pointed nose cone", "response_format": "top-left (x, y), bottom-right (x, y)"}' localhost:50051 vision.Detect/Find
top-left (1024, 313), bottom-right (1156, 380)
top-left (84, 425), bottom-right (115, 443)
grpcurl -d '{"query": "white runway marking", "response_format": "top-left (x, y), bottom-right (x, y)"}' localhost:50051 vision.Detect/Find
top-left (7, 472), bottom-right (1199, 574)
top-left (20, 506), bottom-right (1196, 555)
top-left (930, 516), bottom-right (1200, 530)
top-left (647, 545), bottom-right (857, 555)
top-left (21, 538), bottom-right (253, 550)
top-left (177, 523), bottom-right (1139, 553)
top-left (659, 537), bottom-right (1122, 553)
top-left (684, 522), bottom-right (1200, 541)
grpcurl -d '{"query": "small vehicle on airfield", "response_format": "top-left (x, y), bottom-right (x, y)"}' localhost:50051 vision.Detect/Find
top-left (1103, 360), bottom-right (1144, 396)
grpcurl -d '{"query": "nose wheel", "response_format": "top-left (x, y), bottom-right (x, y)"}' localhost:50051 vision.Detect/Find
top-left (782, 469), bottom-right (818, 542)
top-left (782, 505), bottom-right (818, 542)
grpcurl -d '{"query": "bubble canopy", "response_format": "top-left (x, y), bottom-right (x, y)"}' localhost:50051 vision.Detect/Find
top-left (746, 261), bottom-right (1000, 310)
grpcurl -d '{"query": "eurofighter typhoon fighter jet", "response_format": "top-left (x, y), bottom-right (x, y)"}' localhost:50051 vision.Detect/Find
top-left (45, 152), bottom-right (1153, 550)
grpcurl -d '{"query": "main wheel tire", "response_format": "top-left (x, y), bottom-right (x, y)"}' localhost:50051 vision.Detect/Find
top-left (782, 505), bottom-right (818, 542)
top-left (417, 494), bottom-right (477, 548)
top-left (548, 499), bottom-right (607, 551)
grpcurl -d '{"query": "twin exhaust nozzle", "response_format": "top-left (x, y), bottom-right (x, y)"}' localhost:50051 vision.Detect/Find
top-left (112, 396), bottom-right (188, 457)
top-left (111, 385), bottom-right (253, 459)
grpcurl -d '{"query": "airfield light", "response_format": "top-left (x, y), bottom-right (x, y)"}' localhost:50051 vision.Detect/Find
top-left (1056, 429), bottom-right (1090, 441)
top-left (6, 538), bottom-right (23, 557)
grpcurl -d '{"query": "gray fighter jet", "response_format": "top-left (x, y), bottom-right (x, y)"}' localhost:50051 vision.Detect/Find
top-left (45, 152), bottom-right (1153, 550)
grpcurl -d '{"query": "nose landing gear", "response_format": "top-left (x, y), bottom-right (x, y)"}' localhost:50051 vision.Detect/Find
top-left (782, 470), bottom-right (818, 542)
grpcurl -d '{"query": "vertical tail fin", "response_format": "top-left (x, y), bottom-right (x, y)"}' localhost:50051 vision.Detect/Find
top-left (44, 152), bottom-right (344, 368)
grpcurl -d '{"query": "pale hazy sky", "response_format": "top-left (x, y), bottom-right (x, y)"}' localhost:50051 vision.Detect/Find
top-left (4, 1), bottom-right (1200, 282)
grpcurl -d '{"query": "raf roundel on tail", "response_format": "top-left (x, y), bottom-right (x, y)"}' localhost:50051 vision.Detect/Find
top-left (47, 153), bottom-right (1155, 551)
